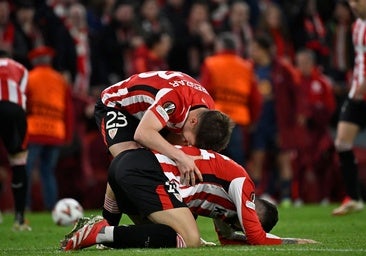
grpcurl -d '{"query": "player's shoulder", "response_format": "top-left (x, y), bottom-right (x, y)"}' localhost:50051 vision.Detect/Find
top-left (0, 58), bottom-right (25, 69)
top-left (135, 71), bottom-right (199, 86)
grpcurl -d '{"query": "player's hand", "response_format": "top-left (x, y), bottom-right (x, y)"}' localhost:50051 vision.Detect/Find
top-left (176, 154), bottom-right (203, 186)
top-left (200, 237), bottom-right (217, 246)
top-left (282, 238), bottom-right (319, 244)
top-left (296, 238), bottom-right (318, 244)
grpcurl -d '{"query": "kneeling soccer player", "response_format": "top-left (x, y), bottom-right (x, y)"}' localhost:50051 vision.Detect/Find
top-left (63, 147), bottom-right (317, 250)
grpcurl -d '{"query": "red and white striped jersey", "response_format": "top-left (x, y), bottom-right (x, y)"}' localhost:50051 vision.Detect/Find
top-left (0, 58), bottom-right (28, 109)
top-left (350, 18), bottom-right (366, 100)
top-left (155, 146), bottom-right (282, 245)
top-left (101, 71), bottom-right (214, 132)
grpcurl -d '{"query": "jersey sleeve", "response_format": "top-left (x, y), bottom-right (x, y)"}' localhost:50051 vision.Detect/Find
top-left (148, 88), bottom-right (189, 132)
top-left (228, 177), bottom-right (282, 245)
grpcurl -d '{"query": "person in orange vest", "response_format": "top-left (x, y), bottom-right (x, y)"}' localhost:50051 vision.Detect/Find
top-left (200, 32), bottom-right (262, 166)
top-left (26, 46), bottom-right (74, 210)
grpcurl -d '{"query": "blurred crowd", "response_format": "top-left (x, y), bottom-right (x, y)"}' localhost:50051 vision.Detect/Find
top-left (0, 0), bottom-right (365, 211)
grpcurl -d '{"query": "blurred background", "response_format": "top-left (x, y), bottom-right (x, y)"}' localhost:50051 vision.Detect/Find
top-left (0, 0), bottom-right (365, 212)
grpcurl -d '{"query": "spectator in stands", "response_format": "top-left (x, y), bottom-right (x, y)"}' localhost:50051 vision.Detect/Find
top-left (86, 0), bottom-right (116, 37)
top-left (294, 49), bottom-right (336, 204)
top-left (248, 34), bottom-right (301, 206)
top-left (26, 46), bottom-right (74, 210)
top-left (33, 0), bottom-right (77, 84)
top-left (0, 0), bottom-right (15, 56)
top-left (256, 2), bottom-right (295, 63)
top-left (185, 1), bottom-right (215, 78)
top-left (138, 0), bottom-right (173, 37)
top-left (12, 1), bottom-right (43, 69)
top-left (207, 0), bottom-right (229, 31)
top-left (291, 0), bottom-right (329, 68)
top-left (131, 31), bottom-right (171, 74)
top-left (64, 2), bottom-right (91, 96)
top-left (161, 0), bottom-right (191, 74)
top-left (96, 0), bottom-right (143, 83)
top-left (219, 1), bottom-right (253, 58)
top-left (200, 32), bottom-right (261, 166)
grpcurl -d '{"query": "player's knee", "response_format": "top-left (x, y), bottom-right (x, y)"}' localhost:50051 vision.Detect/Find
top-left (8, 151), bottom-right (27, 166)
top-left (182, 230), bottom-right (201, 247)
top-left (334, 139), bottom-right (353, 152)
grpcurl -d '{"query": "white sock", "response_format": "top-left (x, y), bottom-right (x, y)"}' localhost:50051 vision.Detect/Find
top-left (96, 226), bottom-right (114, 243)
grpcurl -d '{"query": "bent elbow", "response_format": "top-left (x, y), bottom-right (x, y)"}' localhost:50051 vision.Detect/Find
top-left (133, 129), bottom-right (143, 143)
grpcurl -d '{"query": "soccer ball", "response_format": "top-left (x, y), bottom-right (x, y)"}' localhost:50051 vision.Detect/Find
top-left (52, 198), bottom-right (84, 226)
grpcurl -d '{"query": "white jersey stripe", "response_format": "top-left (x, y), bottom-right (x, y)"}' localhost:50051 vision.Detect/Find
top-left (19, 69), bottom-right (28, 94)
top-left (8, 80), bottom-right (19, 105)
top-left (228, 177), bottom-right (246, 229)
top-left (350, 18), bottom-right (366, 98)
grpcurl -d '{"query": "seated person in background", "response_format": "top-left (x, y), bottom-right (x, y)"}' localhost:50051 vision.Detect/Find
top-left (63, 147), bottom-right (316, 250)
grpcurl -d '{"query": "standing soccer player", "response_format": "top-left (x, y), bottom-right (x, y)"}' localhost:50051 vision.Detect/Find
top-left (332, 0), bottom-right (366, 215)
top-left (0, 52), bottom-right (30, 230)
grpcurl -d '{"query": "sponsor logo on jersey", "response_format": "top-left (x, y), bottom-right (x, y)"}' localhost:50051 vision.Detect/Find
top-left (108, 128), bottom-right (118, 139)
top-left (163, 101), bottom-right (176, 115)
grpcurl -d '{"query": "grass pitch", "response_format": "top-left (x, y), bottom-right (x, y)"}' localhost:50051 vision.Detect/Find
top-left (1, 204), bottom-right (366, 256)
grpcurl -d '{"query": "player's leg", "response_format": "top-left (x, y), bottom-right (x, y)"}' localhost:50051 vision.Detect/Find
top-left (9, 150), bottom-right (29, 230)
top-left (102, 183), bottom-right (122, 226)
top-left (249, 125), bottom-right (268, 190)
top-left (110, 148), bottom-right (201, 247)
top-left (39, 145), bottom-right (60, 210)
top-left (26, 144), bottom-right (41, 209)
top-left (95, 101), bottom-right (141, 224)
top-left (250, 150), bottom-right (265, 186)
top-left (335, 121), bottom-right (359, 198)
top-left (220, 124), bottom-right (246, 167)
top-left (277, 150), bottom-right (293, 206)
top-left (333, 98), bottom-right (365, 215)
top-left (0, 102), bottom-right (30, 230)
top-left (110, 223), bottom-right (186, 248)
top-left (148, 207), bottom-right (201, 247)
top-left (63, 216), bottom-right (186, 250)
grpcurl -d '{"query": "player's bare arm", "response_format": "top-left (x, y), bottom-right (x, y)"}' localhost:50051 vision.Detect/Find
top-left (281, 238), bottom-right (318, 244)
top-left (134, 110), bottom-right (202, 185)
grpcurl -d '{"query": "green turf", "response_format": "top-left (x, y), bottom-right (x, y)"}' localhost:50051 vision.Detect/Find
top-left (1, 205), bottom-right (366, 256)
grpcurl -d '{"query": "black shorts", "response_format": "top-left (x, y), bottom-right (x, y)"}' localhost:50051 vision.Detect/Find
top-left (339, 98), bottom-right (366, 129)
top-left (108, 148), bottom-right (186, 218)
top-left (94, 99), bottom-right (140, 147)
top-left (0, 101), bottom-right (27, 154)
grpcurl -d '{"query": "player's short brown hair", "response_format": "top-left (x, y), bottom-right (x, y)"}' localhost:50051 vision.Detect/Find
top-left (194, 110), bottom-right (233, 152)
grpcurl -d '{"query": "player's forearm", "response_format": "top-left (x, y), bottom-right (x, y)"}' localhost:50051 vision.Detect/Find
top-left (134, 127), bottom-right (184, 161)
top-left (281, 238), bottom-right (318, 244)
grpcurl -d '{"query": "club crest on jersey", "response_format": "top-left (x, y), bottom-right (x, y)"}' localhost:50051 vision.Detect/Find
top-left (108, 128), bottom-right (118, 139)
top-left (162, 101), bottom-right (176, 115)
